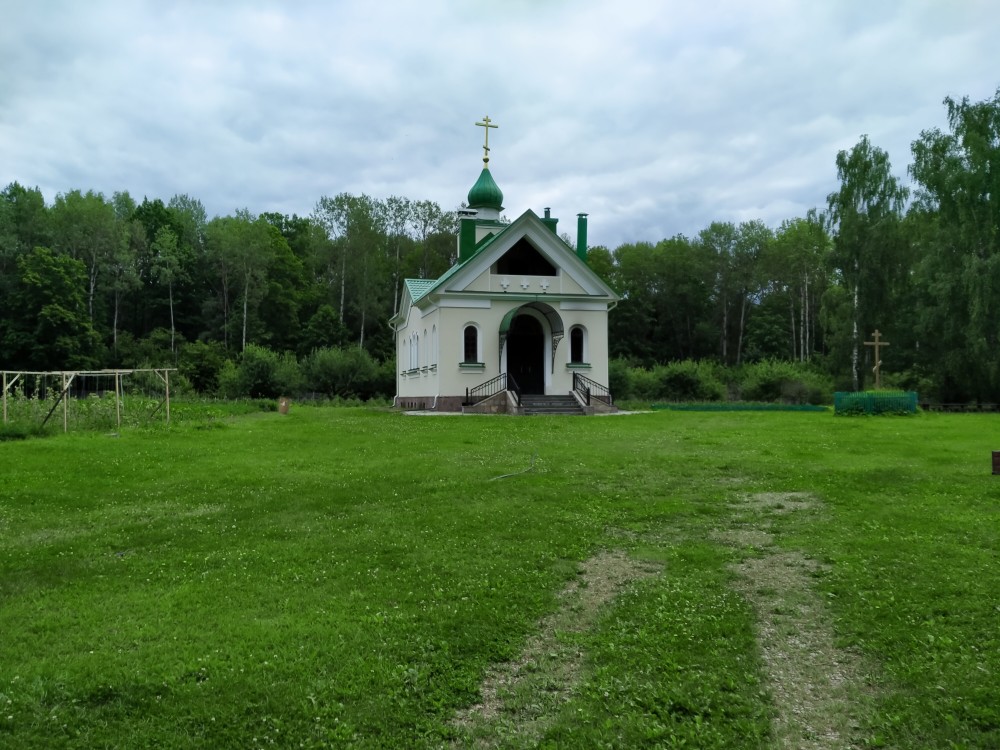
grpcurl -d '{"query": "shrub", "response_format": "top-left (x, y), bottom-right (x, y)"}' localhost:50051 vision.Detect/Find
top-left (274, 351), bottom-right (305, 397)
top-left (301, 346), bottom-right (378, 399)
top-left (657, 360), bottom-right (724, 402)
top-left (739, 360), bottom-right (832, 404)
top-left (0, 423), bottom-right (34, 441)
top-left (124, 365), bottom-right (194, 398)
top-left (371, 358), bottom-right (396, 400)
top-left (178, 341), bottom-right (227, 394)
top-left (238, 345), bottom-right (284, 398)
top-left (216, 360), bottom-right (241, 399)
top-left (628, 367), bottom-right (661, 401)
top-left (608, 358), bottom-right (631, 400)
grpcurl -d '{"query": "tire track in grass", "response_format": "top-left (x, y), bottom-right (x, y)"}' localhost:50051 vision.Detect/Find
top-left (449, 550), bottom-right (661, 748)
top-left (718, 492), bottom-right (868, 750)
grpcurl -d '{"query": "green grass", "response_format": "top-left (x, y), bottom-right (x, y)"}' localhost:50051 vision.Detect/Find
top-left (1, 407), bottom-right (997, 748)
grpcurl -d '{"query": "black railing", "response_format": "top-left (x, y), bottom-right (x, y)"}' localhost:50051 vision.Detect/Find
top-left (507, 374), bottom-right (521, 407)
top-left (573, 372), bottom-right (613, 407)
top-left (465, 373), bottom-right (521, 407)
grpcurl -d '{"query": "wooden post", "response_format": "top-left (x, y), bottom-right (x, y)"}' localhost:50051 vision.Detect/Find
top-left (114, 371), bottom-right (122, 430)
top-left (62, 372), bottom-right (68, 433)
top-left (2, 372), bottom-right (6, 424)
top-left (165, 369), bottom-right (170, 424)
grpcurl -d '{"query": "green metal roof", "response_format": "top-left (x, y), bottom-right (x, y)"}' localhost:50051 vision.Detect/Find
top-left (404, 209), bottom-right (619, 307)
top-left (422, 228), bottom-right (502, 296)
top-left (404, 278), bottom-right (436, 302)
top-left (499, 302), bottom-right (564, 336)
top-left (467, 167), bottom-right (503, 211)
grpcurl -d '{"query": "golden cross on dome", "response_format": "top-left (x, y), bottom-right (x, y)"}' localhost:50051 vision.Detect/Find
top-left (475, 115), bottom-right (498, 165)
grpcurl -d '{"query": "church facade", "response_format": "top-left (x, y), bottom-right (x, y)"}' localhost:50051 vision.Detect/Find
top-left (390, 120), bottom-right (618, 413)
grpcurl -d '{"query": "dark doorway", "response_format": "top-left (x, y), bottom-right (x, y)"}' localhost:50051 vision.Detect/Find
top-left (506, 314), bottom-right (545, 394)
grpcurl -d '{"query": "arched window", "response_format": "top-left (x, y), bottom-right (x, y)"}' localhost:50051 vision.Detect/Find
top-left (463, 325), bottom-right (479, 363)
top-left (431, 325), bottom-right (437, 365)
top-left (423, 329), bottom-right (428, 367)
top-left (415, 333), bottom-right (420, 370)
top-left (570, 326), bottom-right (587, 364)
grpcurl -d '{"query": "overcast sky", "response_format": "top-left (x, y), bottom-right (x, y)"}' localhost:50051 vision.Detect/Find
top-left (2, 1), bottom-right (997, 249)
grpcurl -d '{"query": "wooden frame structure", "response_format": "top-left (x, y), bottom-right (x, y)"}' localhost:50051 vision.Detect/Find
top-left (1, 369), bottom-right (177, 432)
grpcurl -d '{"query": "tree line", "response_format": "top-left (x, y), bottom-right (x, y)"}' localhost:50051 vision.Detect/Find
top-left (2, 88), bottom-right (999, 403)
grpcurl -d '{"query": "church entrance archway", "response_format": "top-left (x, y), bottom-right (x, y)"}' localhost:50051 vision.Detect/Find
top-left (507, 314), bottom-right (545, 394)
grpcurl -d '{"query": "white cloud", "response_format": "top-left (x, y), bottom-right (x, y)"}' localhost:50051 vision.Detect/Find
top-left (2, 0), bottom-right (997, 246)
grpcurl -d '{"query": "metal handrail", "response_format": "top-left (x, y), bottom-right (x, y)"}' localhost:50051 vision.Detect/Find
top-left (465, 373), bottom-right (506, 406)
top-left (572, 371), bottom-right (613, 406)
top-left (465, 372), bottom-right (522, 407)
top-left (507, 374), bottom-right (521, 407)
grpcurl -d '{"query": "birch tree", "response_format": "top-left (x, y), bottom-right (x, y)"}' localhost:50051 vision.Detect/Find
top-left (826, 136), bottom-right (908, 390)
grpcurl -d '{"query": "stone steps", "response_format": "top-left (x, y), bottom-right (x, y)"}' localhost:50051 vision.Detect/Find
top-left (518, 394), bottom-right (586, 416)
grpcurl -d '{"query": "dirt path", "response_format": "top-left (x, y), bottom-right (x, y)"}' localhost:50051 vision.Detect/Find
top-left (452, 493), bottom-right (868, 748)
top-left (449, 550), bottom-right (661, 748)
top-left (719, 492), bottom-right (867, 750)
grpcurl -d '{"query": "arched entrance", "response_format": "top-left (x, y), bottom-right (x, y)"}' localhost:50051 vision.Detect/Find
top-left (506, 314), bottom-right (545, 394)
top-left (499, 302), bottom-right (564, 396)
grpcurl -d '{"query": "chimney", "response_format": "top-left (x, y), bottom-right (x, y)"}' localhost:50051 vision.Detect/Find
top-left (541, 207), bottom-right (559, 235)
top-left (457, 209), bottom-right (478, 263)
top-left (576, 213), bottom-right (588, 262)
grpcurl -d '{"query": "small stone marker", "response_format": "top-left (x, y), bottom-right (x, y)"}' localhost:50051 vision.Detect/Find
top-left (278, 397), bottom-right (290, 415)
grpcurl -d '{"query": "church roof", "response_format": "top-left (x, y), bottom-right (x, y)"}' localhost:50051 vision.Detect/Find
top-left (404, 278), bottom-right (436, 302)
top-left (390, 117), bottom-right (617, 323)
top-left (398, 209), bottom-right (618, 312)
top-left (467, 167), bottom-right (504, 211)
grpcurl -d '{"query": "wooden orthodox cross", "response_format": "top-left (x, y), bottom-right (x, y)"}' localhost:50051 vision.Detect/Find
top-left (864, 329), bottom-right (889, 389)
top-left (475, 116), bottom-right (498, 165)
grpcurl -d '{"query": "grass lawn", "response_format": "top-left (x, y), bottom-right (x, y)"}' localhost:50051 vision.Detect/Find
top-left (1, 406), bottom-right (997, 748)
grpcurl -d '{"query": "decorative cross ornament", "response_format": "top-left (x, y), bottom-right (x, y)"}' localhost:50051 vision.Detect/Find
top-left (500, 277), bottom-right (510, 291)
top-left (539, 279), bottom-right (550, 292)
top-left (475, 116), bottom-right (498, 165)
top-left (520, 278), bottom-right (530, 290)
top-left (864, 329), bottom-right (890, 389)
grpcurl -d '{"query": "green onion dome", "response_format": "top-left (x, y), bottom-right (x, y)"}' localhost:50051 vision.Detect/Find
top-left (467, 167), bottom-right (504, 211)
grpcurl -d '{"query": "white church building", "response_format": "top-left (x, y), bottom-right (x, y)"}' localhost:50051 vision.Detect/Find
top-left (390, 119), bottom-right (619, 414)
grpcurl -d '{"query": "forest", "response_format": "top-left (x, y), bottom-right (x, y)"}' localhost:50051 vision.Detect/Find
top-left (1, 89), bottom-right (998, 403)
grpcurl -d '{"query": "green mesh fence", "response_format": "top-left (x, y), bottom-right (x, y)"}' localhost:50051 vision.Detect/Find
top-left (651, 403), bottom-right (829, 412)
top-left (834, 390), bottom-right (918, 415)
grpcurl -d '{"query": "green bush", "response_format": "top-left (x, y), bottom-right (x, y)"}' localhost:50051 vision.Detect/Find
top-left (123, 364), bottom-right (194, 398)
top-left (178, 340), bottom-right (227, 394)
top-left (207, 345), bottom-right (393, 401)
top-left (274, 351), bottom-right (305, 397)
top-left (238, 344), bottom-right (283, 398)
top-left (657, 360), bottom-right (725, 401)
top-left (0, 423), bottom-right (34, 441)
top-left (216, 360), bottom-right (241, 399)
top-left (608, 358), bottom-right (631, 400)
top-left (739, 360), bottom-right (832, 404)
top-left (301, 346), bottom-right (378, 399)
top-left (612, 358), bottom-right (834, 405)
top-left (628, 367), bottom-right (661, 400)
top-left (372, 358), bottom-right (396, 399)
